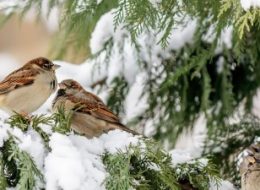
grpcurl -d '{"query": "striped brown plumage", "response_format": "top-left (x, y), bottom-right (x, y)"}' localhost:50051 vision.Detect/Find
top-left (52, 79), bottom-right (139, 138)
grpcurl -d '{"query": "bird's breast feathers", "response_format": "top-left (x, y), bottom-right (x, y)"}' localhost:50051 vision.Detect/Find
top-left (0, 71), bottom-right (57, 114)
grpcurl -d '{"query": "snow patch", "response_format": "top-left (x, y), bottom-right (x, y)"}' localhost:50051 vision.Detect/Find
top-left (210, 180), bottom-right (236, 190)
top-left (241, 0), bottom-right (260, 10)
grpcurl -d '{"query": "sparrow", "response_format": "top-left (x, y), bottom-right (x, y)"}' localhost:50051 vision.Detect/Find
top-left (52, 79), bottom-right (139, 138)
top-left (0, 57), bottom-right (60, 115)
top-left (240, 143), bottom-right (260, 190)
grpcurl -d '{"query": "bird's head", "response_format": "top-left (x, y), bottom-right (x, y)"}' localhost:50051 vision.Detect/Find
top-left (57, 79), bottom-right (83, 97)
top-left (28, 57), bottom-right (60, 71)
top-left (53, 79), bottom-right (84, 112)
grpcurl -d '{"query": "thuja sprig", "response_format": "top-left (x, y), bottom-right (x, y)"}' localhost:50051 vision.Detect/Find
top-left (52, 106), bottom-right (73, 134)
top-left (30, 114), bottom-right (53, 150)
top-left (4, 134), bottom-right (44, 190)
top-left (103, 139), bottom-right (220, 190)
top-left (0, 153), bottom-right (7, 190)
top-left (175, 159), bottom-right (221, 189)
top-left (7, 113), bottom-right (30, 132)
top-left (7, 113), bottom-right (52, 150)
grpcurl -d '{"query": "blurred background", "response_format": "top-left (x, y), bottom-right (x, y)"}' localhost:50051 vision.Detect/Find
top-left (0, 16), bottom-right (51, 63)
top-left (0, 12), bottom-right (87, 65)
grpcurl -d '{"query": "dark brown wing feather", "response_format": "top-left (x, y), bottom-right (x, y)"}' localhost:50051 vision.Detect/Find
top-left (88, 107), bottom-right (120, 123)
top-left (68, 94), bottom-right (139, 135)
top-left (83, 91), bottom-right (105, 105)
top-left (0, 65), bottom-right (39, 94)
top-left (69, 95), bottom-right (120, 123)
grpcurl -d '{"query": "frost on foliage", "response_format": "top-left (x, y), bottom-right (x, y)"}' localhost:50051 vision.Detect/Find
top-left (90, 10), bottom-right (197, 67)
top-left (0, 110), bottom-right (223, 189)
top-left (88, 10), bottom-right (198, 128)
top-left (87, 8), bottom-right (234, 136)
top-left (0, 112), bottom-right (140, 190)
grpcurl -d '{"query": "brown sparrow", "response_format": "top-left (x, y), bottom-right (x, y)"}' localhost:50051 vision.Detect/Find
top-left (0, 57), bottom-right (60, 115)
top-left (52, 79), bottom-right (139, 138)
top-left (240, 143), bottom-right (260, 190)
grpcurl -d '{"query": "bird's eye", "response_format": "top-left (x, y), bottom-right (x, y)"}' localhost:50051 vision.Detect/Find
top-left (43, 62), bottom-right (53, 69)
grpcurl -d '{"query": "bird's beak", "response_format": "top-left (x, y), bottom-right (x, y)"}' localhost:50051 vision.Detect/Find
top-left (53, 64), bottom-right (61, 70)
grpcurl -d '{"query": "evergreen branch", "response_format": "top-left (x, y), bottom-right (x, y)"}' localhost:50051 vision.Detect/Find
top-left (175, 159), bottom-right (220, 189)
top-left (103, 139), bottom-right (219, 190)
top-left (204, 114), bottom-right (260, 184)
top-left (30, 115), bottom-right (53, 150)
top-left (52, 106), bottom-right (73, 134)
top-left (7, 113), bottom-right (30, 132)
top-left (200, 67), bottom-right (211, 112)
top-left (107, 76), bottom-right (129, 116)
top-left (218, 0), bottom-right (234, 19)
top-left (5, 135), bottom-right (44, 190)
top-left (219, 59), bottom-right (235, 117)
top-left (157, 18), bottom-right (174, 48)
top-left (236, 11), bottom-right (253, 39)
top-left (0, 153), bottom-right (7, 189)
top-left (103, 150), bottom-right (133, 190)
top-left (7, 113), bottom-right (52, 150)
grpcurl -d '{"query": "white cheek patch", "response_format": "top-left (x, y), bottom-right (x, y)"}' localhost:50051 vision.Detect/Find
top-left (32, 64), bottom-right (41, 69)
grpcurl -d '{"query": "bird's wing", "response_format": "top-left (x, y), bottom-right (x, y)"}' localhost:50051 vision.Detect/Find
top-left (72, 96), bottom-right (139, 135)
top-left (66, 92), bottom-right (119, 123)
top-left (0, 67), bottom-right (39, 94)
top-left (71, 95), bottom-right (120, 123)
top-left (72, 110), bottom-right (139, 137)
top-left (58, 93), bottom-right (139, 135)
top-left (82, 91), bottom-right (106, 105)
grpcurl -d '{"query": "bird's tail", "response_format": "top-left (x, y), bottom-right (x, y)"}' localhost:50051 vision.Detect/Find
top-left (117, 123), bottom-right (141, 136)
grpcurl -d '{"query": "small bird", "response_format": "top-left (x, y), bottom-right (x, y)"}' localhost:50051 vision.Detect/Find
top-left (240, 143), bottom-right (260, 190)
top-left (0, 57), bottom-right (60, 115)
top-left (52, 79), bottom-right (139, 138)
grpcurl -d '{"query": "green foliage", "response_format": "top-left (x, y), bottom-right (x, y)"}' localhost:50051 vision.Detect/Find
top-left (0, 153), bottom-right (7, 189)
top-left (218, 0), bottom-right (260, 39)
top-left (112, 0), bottom-right (260, 46)
top-left (176, 159), bottom-right (220, 189)
top-left (103, 139), bottom-right (220, 190)
top-left (107, 76), bottom-right (129, 116)
top-left (0, 112), bottom-right (218, 189)
top-left (0, 110), bottom-right (74, 189)
top-left (7, 114), bottom-right (52, 149)
top-left (204, 114), bottom-right (260, 185)
top-left (30, 115), bottom-right (52, 146)
top-left (7, 113), bottom-right (31, 132)
top-left (52, 106), bottom-right (73, 134)
top-left (114, 0), bottom-right (162, 45)
top-left (2, 135), bottom-right (44, 190)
